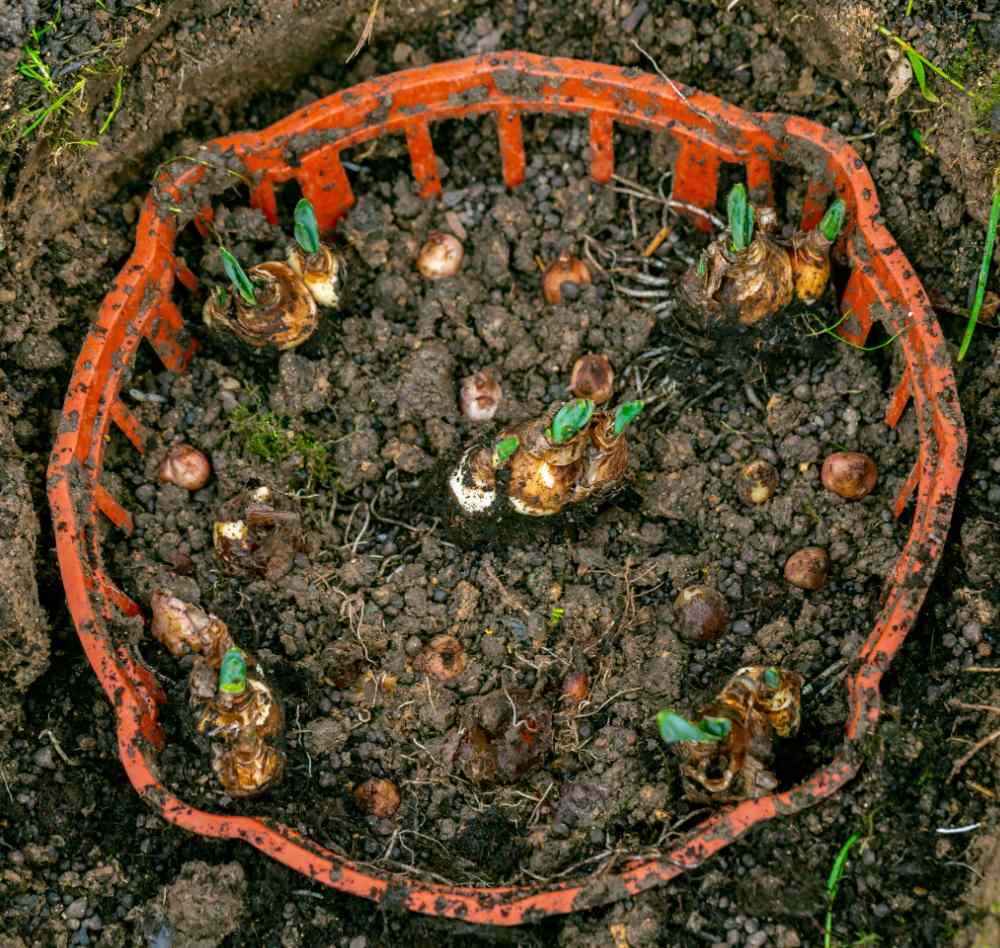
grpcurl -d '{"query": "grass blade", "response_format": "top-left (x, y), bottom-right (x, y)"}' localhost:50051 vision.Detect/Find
top-left (824, 833), bottom-right (861, 948)
top-left (958, 182), bottom-right (1000, 362)
top-left (905, 50), bottom-right (939, 103)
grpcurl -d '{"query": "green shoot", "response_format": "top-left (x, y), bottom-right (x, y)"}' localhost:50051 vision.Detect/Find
top-left (20, 78), bottom-right (86, 138)
top-left (958, 178), bottom-right (1000, 362)
top-left (547, 399), bottom-right (595, 444)
top-left (819, 199), bottom-right (846, 242)
top-left (219, 649), bottom-right (247, 695)
top-left (877, 26), bottom-right (969, 97)
top-left (906, 49), bottom-right (939, 103)
top-left (492, 434), bottom-right (520, 467)
top-left (904, 0), bottom-right (913, 14)
top-left (727, 184), bottom-right (755, 252)
top-left (824, 833), bottom-right (861, 948)
top-left (11, 11), bottom-right (126, 144)
top-left (549, 606), bottom-right (565, 628)
top-left (613, 400), bottom-right (644, 435)
top-left (697, 254), bottom-right (707, 277)
top-left (220, 248), bottom-right (258, 306)
top-left (98, 72), bottom-right (124, 135)
top-left (911, 128), bottom-right (935, 156)
top-left (656, 710), bottom-right (732, 744)
top-left (294, 198), bottom-right (321, 255)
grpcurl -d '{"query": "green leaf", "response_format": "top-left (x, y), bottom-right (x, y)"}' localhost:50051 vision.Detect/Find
top-left (220, 248), bottom-right (257, 306)
top-left (697, 254), bottom-right (707, 277)
top-left (547, 399), bottom-right (595, 444)
top-left (656, 710), bottom-right (730, 744)
top-left (959, 183), bottom-right (1000, 362)
top-left (492, 435), bottom-right (520, 467)
top-left (293, 198), bottom-right (320, 254)
top-left (906, 50), bottom-right (939, 103)
top-left (819, 199), bottom-right (846, 242)
top-left (727, 184), bottom-right (755, 252)
top-left (219, 648), bottom-right (247, 695)
top-left (613, 400), bottom-right (644, 435)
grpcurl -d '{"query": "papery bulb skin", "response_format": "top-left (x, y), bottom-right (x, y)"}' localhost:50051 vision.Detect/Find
top-left (459, 369), bottom-right (502, 422)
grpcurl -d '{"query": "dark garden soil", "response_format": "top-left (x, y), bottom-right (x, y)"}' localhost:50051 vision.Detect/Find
top-left (1, 2), bottom-right (1000, 948)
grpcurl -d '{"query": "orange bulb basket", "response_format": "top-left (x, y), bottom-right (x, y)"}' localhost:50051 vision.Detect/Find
top-left (47, 53), bottom-right (965, 925)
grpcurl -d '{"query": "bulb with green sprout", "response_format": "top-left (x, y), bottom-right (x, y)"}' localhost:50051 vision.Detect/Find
top-left (572, 400), bottom-right (643, 505)
top-left (445, 394), bottom-right (642, 534)
top-left (286, 198), bottom-right (345, 308)
top-left (446, 434), bottom-right (520, 518)
top-left (681, 182), bottom-right (794, 327)
top-left (660, 665), bottom-right (803, 803)
top-left (195, 647), bottom-right (284, 745)
top-left (790, 197), bottom-right (846, 305)
top-left (203, 245), bottom-right (318, 353)
top-left (503, 399), bottom-right (595, 516)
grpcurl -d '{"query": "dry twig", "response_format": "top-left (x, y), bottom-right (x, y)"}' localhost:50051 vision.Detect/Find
top-left (346, 0), bottom-right (381, 64)
top-left (950, 728), bottom-right (1000, 781)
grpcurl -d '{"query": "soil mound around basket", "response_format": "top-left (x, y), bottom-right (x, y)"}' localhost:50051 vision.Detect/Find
top-left (0, 410), bottom-right (48, 746)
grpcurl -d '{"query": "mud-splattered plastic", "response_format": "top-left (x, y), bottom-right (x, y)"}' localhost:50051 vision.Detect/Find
top-left (48, 53), bottom-right (966, 925)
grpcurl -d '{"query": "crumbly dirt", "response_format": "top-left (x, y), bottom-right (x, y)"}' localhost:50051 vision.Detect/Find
top-left (0, 405), bottom-right (48, 743)
top-left (1, 1), bottom-right (1000, 947)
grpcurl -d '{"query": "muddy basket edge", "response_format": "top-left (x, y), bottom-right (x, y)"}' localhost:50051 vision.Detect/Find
top-left (46, 51), bottom-right (966, 927)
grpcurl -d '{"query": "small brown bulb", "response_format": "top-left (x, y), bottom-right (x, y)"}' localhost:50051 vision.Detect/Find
top-left (784, 547), bottom-right (829, 590)
top-left (354, 778), bottom-right (401, 818)
top-left (569, 353), bottom-right (614, 405)
top-left (674, 586), bottom-right (730, 643)
top-left (459, 369), bottom-right (502, 422)
top-left (159, 443), bottom-right (211, 491)
top-left (416, 634), bottom-right (467, 681)
top-left (821, 451), bottom-right (877, 500)
top-left (542, 251), bottom-right (591, 304)
top-left (738, 459), bottom-right (778, 505)
top-left (417, 231), bottom-right (463, 279)
top-left (560, 671), bottom-right (590, 709)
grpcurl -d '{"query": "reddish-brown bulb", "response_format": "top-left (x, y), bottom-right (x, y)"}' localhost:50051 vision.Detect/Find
top-left (784, 547), bottom-right (829, 590)
top-left (543, 251), bottom-right (591, 304)
top-left (821, 451), bottom-right (877, 500)
top-left (674, 586), bottom-right (730, 643)
top-left (354, 778), bottom-right (401, 818)
top-left (560, 670), bottom-right (590, 709)
top-left (569, 353), bottom-right (614, 405)
top-left (159, 443), bottom-right (211, 491)
top-left (738, 460), bottom-right (778, 505)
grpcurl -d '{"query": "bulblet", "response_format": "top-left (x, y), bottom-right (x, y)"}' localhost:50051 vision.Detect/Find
top-left (286, 243), bottom-right (344, 308)
top-left (212, 732), bottom-right (285, 797)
